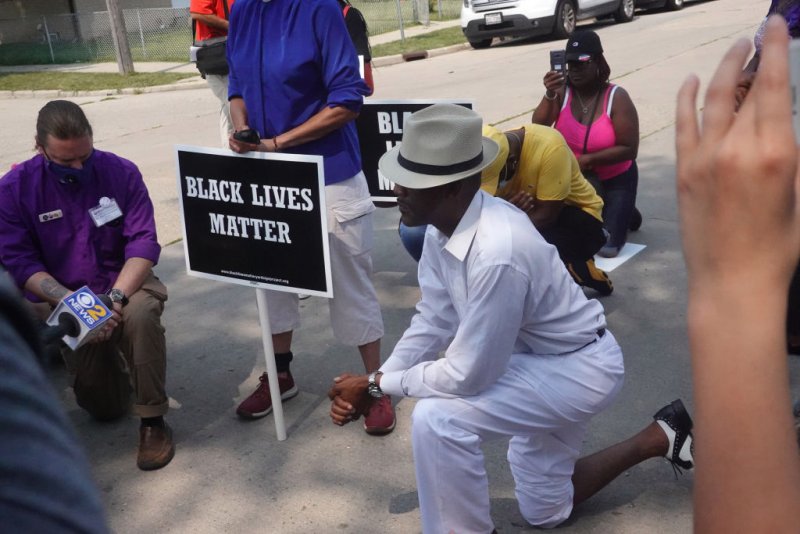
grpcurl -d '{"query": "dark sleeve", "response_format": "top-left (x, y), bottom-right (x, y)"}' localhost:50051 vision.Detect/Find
top-left (226, 0), bottom-right (241, 99)
top-left (0, 276), bottom-right (109, 534)
top-left (344, 7), bottom-right (372, 62)
top-left (316, 0), bottom-right (370, 111)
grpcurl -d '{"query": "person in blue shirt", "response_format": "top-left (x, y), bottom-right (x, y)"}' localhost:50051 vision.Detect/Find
top-left (225, 0), bottom-right (395, 434)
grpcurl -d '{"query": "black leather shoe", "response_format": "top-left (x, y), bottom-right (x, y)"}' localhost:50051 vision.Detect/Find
top-left (137, 422), bottom-right (175, 471)
top-left (654, 399), bottom-right (694, 471)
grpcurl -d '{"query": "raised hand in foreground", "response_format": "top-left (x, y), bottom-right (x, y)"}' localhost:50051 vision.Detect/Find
top-left (675, 15), bottom-right (800, 533)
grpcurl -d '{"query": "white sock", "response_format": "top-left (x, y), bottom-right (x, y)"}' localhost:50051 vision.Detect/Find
top-left (656, 419), bottom-right (694, 466)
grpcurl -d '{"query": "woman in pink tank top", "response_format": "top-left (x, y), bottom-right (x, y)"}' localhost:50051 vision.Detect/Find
top-left (532, 30), bottom-right (640, 258)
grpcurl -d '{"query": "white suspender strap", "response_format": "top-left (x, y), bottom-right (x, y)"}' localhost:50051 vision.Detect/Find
top-left (561, 86), bottom-right (570, 112)
top-left (606, 85), bottom-right (618, 116)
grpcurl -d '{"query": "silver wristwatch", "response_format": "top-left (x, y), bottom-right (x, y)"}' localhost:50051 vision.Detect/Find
top-left (107, 288), bottom-right (129, 307)
top-left (367, 371), bottom-right (384, 398)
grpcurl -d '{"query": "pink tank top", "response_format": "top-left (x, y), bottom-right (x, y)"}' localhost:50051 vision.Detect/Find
top-left (554, 84), bottom-right (633, 181)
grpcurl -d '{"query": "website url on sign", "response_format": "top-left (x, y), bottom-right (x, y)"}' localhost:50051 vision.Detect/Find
top-left (221, 270), bottom-right (288, 285)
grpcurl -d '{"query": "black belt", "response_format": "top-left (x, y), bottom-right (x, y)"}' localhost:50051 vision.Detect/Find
top-left (561, 328), bottom-right (605, 355)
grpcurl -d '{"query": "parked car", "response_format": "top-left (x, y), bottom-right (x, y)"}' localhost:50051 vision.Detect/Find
top-left (461, 0), bottom-right (635, 49)
top-left (634, 0), bottom-right (690, 11)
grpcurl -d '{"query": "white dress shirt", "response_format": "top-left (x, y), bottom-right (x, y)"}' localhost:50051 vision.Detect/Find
top-left (380, 191), bottom-right (606, 398)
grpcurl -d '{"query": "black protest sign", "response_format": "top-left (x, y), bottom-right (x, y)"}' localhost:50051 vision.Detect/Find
top-left (175, 146), bottom-right (332, 297)
top-left (356, 100), bottom-right (474, 202)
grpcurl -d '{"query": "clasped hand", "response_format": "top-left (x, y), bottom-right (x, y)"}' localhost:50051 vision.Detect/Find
top-left (507, 191), bottom-right (535, 213)
top-left (328, 373), bottom-right (374, 426)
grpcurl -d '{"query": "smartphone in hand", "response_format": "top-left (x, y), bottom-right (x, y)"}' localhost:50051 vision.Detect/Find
top-left (550, 49), bottom-right (566, 73)
top-left (233, 129), bottom-right (260, 144)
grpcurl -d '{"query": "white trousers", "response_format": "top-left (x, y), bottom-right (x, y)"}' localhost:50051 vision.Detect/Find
top-left (411, 331), bottom-right (625, 533)
top-left (265, 172), bottom-right (384, 347)
top-left (205, 73), bottom-right (233, 148)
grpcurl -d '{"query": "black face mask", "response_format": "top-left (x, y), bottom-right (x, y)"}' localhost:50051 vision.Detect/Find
top-left (44, 149), bottom-right (95, 185)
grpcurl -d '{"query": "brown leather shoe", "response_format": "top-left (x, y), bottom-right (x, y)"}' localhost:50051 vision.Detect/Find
top-left (137, 422), bottom-right (175, 471)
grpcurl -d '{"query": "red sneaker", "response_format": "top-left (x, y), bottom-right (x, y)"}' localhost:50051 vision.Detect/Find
top-left (236, 372), bottom-right (299, 420)
top-left (364, 395), bottom-right (396, 435)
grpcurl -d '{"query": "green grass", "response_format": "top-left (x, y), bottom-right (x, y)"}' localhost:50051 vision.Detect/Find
top-left (0, 1), bottom-right (463, 66)
top-left (372, 25), bottom-right (465, 57)
top-left (0, 9), bottom-right (464, 66)
top-left (0, 29), bottom-right (190, 66)
top-left (0, 72), bottom-right (195, 91)
top-left (0, 4), bottom-right (465, 91)
top-left (125, 30), bottom-right (191, 62)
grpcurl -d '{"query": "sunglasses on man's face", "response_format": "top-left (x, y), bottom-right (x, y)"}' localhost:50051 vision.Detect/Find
top-left (567, 60), bottom-right (594, 70)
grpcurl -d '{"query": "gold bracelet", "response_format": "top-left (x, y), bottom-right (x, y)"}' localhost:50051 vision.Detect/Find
top-left (543, 91), bottom-right (557, 101)
top-left (273, 136), bottom-right (279, 152)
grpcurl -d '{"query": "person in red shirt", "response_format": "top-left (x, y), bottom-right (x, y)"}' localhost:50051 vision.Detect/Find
top-left (337, 0), bottom-right (374, 94)
top-left (190, 0), bottom-right (235, 147)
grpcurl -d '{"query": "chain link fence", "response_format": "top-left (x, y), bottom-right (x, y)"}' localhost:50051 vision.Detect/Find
top-left (0, 2), bottom-right (462, 66)
top-left (360, 0), bottom-right (461, 35)
top-left (0, 7), bottom-right (190, 65)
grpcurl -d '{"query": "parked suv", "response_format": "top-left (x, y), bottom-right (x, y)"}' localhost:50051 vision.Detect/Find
top-left (461, 0), bottom-right (635, 49)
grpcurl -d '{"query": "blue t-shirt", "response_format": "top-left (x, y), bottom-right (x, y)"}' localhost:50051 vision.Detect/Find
top-left (227, 0), bottom-right (370, 185)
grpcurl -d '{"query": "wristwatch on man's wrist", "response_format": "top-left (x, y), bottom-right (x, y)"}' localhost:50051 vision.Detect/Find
top-left (107, 288), bottom-right (129, 307)
top-left (367, 371), bottom-right (384, 398)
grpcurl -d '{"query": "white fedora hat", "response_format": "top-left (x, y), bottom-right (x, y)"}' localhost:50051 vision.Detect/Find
top-left (378, 104), bottom-right (500, 189)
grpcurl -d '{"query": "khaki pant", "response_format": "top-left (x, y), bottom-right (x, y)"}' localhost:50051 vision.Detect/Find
top-left (206, 73), bottom-right (233, 148)
top-left (63, 273), bottom-right (169, 420)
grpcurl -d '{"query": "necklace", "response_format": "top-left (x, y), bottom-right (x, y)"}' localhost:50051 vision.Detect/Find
top-left (575, 89), bottom-right (599, 115)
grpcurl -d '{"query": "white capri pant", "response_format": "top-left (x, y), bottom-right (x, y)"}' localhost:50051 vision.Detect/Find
top-left (411, 330), bottom-right (625, 533)
top-left (265, 172), bottom-right (384, 347)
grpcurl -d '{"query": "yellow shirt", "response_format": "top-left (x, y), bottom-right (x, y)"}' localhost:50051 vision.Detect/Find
top-left (495, 124), bottom-right (603, 222)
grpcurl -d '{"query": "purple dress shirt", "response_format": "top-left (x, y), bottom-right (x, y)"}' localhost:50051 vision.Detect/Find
top-left (0, 150), bottom-right (160, 299)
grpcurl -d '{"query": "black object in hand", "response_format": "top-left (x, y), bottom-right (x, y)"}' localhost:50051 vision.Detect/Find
top-left (550, 49), bottom-right (566, 73)
top-left (233, 129), bottom-right (260, 144)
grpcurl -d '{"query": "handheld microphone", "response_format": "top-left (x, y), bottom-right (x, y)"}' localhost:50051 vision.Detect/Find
top-left (41, 311), bottom-right (80, 346)
top-left (44, 286), bottom-right (114, 349)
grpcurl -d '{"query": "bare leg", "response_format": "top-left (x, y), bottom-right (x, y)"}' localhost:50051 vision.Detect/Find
top-left (358, 338), bottom-right (381, 373)
top-left (272, 331), bottom-right (293, 353)
top-left (572, 421), bottom-right (668, 507)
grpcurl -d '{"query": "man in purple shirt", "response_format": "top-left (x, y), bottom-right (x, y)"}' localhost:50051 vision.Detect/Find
top-left (0, 100), bottom-right (174, 471)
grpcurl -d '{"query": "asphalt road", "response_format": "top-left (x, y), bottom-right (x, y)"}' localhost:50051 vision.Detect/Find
top-left (0, 0), bottom-right (764, 247)
top-left (5, 0), bottom-right (796, 532)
